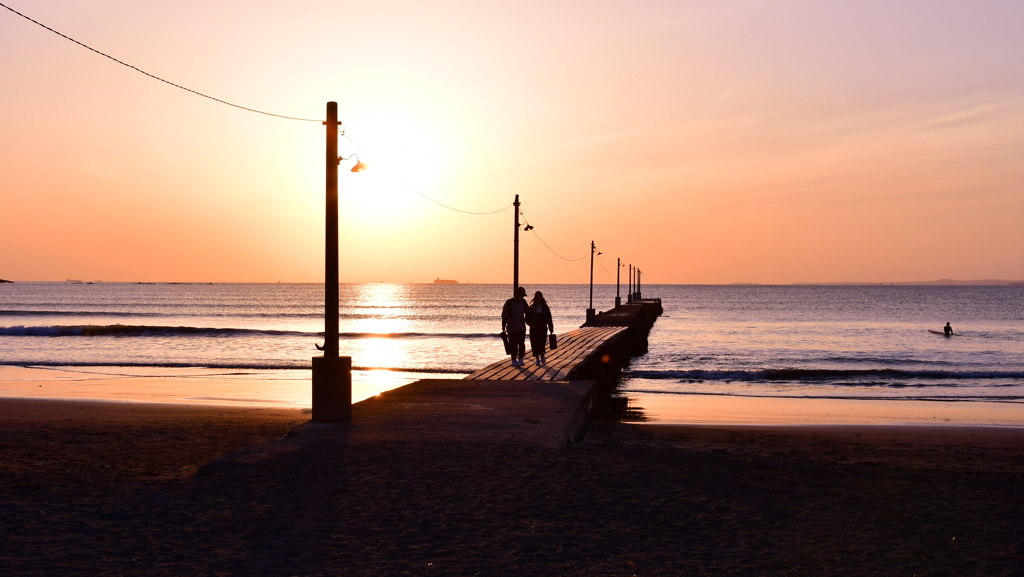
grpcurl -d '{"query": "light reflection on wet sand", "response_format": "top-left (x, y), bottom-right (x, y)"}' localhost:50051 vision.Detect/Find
top-left (625, 392), bottom-right (1024, 427)
top-left (0, 365), bottom-right (463, 408)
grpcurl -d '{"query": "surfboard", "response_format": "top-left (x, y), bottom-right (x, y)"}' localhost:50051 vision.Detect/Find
top-left (928, 329), bottom-right (955, 336)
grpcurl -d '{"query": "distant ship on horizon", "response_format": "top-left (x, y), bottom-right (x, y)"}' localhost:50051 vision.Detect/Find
top-left (433, 277), bottom-right (458, 284)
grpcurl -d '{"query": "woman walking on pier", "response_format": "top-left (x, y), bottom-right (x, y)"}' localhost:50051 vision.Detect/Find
top-left (528, 291), bottom-right (554, 365)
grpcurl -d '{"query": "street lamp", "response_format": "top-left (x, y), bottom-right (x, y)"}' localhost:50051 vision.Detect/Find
top-left (312, 101), bottom-right (366, 423)
top-left (587, 241), bottom-right (599, 323)
top-left (616, 258), bottom-right (623, 308)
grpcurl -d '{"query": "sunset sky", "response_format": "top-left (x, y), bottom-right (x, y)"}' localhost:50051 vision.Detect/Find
top-left (2, 0), bottom-right (1023, 284)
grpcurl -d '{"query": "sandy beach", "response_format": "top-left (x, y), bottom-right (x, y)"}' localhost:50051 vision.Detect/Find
top-left (3, 383), bottom-right (1024, 576)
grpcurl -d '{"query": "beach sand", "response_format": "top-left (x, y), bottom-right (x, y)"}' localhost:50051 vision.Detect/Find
top-left (2, 391), bottom-right (1023, 575)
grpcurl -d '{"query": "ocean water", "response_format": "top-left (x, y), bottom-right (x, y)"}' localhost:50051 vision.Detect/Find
top-left (2, 283), bottom-right (1023, 415)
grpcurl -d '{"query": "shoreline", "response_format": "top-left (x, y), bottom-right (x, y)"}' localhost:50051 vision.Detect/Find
top-left (3, 363), bottom-right (1022, 427)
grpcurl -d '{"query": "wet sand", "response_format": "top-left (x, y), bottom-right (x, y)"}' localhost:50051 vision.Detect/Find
top-left (2, 393), bottom-right (1024, 575)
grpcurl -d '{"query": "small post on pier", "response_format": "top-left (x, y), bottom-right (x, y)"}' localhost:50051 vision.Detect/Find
top-left (615, 257), bottom-right (621, 308)
top-left (513, 194), bottom-right (520, 296)
top-left (587, 240), bottom-right (596, 323)
top-left (636, 268), bottom-right (642, 300)
top-left (312, 101), bottom-right (352, 423)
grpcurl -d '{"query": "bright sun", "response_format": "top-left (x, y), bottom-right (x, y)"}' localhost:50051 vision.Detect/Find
top-left (338, 107), bottom-right (451, 228)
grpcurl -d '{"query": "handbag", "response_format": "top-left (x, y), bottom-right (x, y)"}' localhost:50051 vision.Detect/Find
top-left (548, 333), bottom-right (558, 350)
top-left (501, 331), bottom-right (513, 354)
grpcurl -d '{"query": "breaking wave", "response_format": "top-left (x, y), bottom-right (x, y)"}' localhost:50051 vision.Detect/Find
top-left (0, 360), bottom-right (469, 373)
top-left (0, 324), bottom-right (498, 340)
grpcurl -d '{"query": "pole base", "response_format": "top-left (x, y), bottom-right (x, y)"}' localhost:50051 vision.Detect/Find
top-left (614, 297), bottom-right (621, 308)
top-left (586, 308), bottom-right (596, 323)
top-left (312, 356), bottom-right (351, 422)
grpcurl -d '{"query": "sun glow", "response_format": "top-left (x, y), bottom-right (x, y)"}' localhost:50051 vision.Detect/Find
top-left (337, 107), bottom-right (452, 230)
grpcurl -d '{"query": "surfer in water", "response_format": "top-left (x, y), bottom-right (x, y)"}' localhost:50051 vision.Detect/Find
top-left (943, 322), bottom-right (953, 337)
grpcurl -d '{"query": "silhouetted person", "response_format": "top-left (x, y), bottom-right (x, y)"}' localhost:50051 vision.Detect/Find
top-left (502, 287), bottom-right (528, 366)
top-left (944, 322), bottom-right (953, 337)
top-left (528, 291), bottom-right (554, 365)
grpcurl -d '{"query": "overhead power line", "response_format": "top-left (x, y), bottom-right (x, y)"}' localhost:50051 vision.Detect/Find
top-left (405, 184), bottom-right (513, 215)
top-left (519, 211), bottom-right (587, 262)
top-left (0, 2), bottom-right (319, 122)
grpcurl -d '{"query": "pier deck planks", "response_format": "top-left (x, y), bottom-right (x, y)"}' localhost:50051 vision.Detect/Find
top-left (466, 326), bottom-right (629, 381)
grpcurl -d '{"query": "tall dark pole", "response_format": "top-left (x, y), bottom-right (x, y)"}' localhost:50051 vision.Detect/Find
top-left (615, 257), bottom-right (621, 308)
top-left (513, 195), bottom-right (520, 296)
top-left (312, 101), bottom-right (351, 423)
top-left (637, 268), bottom-right (642, 300)
top-left (325, 102), bottom-right (339, 360)
top-left (586, 241), bottom-right (596, 323)
top-left (628, 264), bottom-right (633, 303)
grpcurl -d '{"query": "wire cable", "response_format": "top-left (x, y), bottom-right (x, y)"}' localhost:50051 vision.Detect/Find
top-left (405, 184), bottom-right (512, 215)
top-left (531, 229), bottom-right (587, 261)
top-left (0, 2), bottom-right (319, 122)
top-left (519, 211), bottom-right (587, 261)
top-left (596, 252), bottom-right (612, 273)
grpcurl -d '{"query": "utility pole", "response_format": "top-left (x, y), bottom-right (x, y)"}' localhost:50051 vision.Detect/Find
top-left (615, 257), bottom-right (621, 308)
top-left (637, 268), bottom-right (642, 300)
top-left (311, 101), bottom-right (351, 423)
top-left (513, 194), bottom-right (520, 296)
top-left (587, 240), bottom-right (596, 323)
top-left (627, 264), bottom-right (633, 304)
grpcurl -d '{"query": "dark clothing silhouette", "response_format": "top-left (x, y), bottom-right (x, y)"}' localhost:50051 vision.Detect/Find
top-left (944, 323), bottom-right (953, 336)
top-left (502, 296), bottom-right (528, 363)
top-left (528, 302), bottom-right (554, 359)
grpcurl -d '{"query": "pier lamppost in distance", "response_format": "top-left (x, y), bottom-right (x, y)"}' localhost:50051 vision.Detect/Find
top-left (636, 268), bottom-right (642, 300)
top-left (587, 241), bottom-right (599, 323)
top-left (627, 264), bottom-right (633, 304)
top-left (616, 257), bottom-right (622, 308)
top-left (312, 101), bottom-right (366, 423)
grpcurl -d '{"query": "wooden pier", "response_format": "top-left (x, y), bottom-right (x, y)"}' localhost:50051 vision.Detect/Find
top-left (467, 297), bottom-right (663, 383)
top-left (466, 326), bottom-right (630, 381)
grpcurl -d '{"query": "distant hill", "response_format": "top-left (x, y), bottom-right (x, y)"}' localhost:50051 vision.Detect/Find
top-left (0, 279), bottom-right (13, 283)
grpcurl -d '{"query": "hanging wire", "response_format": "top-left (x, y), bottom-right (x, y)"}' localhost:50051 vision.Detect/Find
top-left (519, 212), bottom-right (587, 262)
top-left (405, 184), bottom-right (513, 215)
top-left (596, 252), bottom-right (613, 273)
top-left (342, 131), bottom-right (367, 152)
top-left (0, 2), bottom-right (319, 122)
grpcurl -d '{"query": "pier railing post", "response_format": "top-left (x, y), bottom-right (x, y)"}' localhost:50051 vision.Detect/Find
top-left (312, 101), bottom-right (351, 423)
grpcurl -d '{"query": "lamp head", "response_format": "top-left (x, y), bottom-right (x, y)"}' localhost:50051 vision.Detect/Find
top-left (339, 154), bottom-right (368, 172)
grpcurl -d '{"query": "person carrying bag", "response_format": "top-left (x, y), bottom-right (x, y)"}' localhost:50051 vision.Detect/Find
top-left (527, 291), bottom-right (554, 366)
top-left (501, 287), bottom-right (529, 366)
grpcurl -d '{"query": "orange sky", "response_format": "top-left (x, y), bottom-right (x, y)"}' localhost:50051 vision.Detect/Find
top-left (2, 0), bottom-right (1023, 284)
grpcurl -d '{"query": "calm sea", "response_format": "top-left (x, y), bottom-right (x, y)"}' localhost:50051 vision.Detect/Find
top-left (2, 283), bottom-right (1023, 410)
